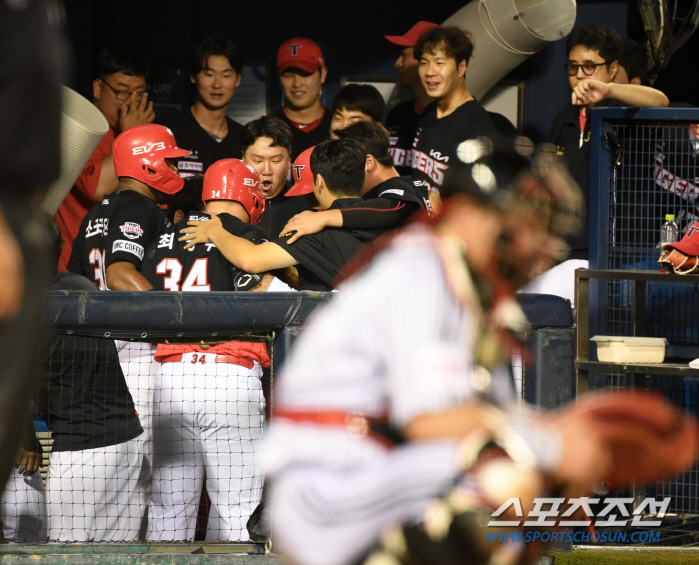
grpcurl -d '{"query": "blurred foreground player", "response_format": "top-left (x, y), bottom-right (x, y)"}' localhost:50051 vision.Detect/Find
top-left (143, 159), bottom-right (271, 541)
top-left (261, 140), bottom-right (699, 565)
top-left (0, 0), bottom-right (65, 488)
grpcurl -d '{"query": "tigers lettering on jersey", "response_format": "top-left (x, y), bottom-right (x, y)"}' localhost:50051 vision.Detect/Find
top-left (411, 149), bottom-right (448, 185)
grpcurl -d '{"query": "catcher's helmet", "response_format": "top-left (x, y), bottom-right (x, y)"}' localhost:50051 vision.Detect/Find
top-left (203, 158), bottom-right (266, 225)
top-left (443, 137), bottom-right (583, 240)
top-left (112, 124), bottom-right (191, 195)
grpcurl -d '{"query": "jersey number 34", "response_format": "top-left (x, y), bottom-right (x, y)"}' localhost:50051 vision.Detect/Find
top-left (156, 258), bottom-right (211, 291)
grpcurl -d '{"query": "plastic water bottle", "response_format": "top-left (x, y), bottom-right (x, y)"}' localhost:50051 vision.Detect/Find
top-left (660, 214), bottom-right (679, 249)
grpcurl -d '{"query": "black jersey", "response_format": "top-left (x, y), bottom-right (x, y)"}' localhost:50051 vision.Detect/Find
top-left (274, 198), bottom-right (376, 291)
top-left (142, 212), bottom-right (270, 292)
top-left (259, 184), bottom-right (311, 239)
top-left (339, 176), bottom-right (426, 233)
top-left (271, 107), bottom-right (333, 161)
top-left (66, 190), bottom-right (171, 289)
top-left (548, 100), bottom-right (623, 259)
top-left (157, 109), bottom-right (244, 177)
top-left (43, 272), bottom-right (143, 451)
top-left (386, 100), bottom-right (426, 177)
top-left (411, 100), bottom-right (498, 199)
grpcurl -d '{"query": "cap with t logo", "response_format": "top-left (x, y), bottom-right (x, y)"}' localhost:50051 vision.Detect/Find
top-left (277, 37), bottom-right (325, 75)
top-left (286, 146), bottom-right (315, 196)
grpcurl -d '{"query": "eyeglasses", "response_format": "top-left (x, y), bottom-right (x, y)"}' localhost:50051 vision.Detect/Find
top-left (101, 80), bottom-right (146, 101)
top-left (564, 61), bottom-right (609, 76)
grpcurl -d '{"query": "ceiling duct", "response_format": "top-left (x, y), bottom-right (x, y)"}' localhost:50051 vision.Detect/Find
top-left (444, 0), bottom-right (577, 99)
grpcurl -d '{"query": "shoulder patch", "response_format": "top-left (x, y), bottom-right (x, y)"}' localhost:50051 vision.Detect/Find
top-left (120, 222), bottom-right (144, 240)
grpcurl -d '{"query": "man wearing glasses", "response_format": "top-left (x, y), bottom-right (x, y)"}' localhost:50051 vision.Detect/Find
top-left (537, 25), bottom-right (668, 299)
top-left (55, 47), bottom-right (155, 271)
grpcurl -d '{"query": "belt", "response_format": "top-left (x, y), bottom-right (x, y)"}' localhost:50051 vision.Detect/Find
top-left (159, 353), bottom-right (251, 366)
top-left (274, 408), bottom-right (404, 449)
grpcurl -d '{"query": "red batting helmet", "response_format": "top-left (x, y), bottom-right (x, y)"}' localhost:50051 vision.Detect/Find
top-left (285, 146), bottom-right (315, 197)
top-left (112, 124), bottom-right (191, 195)
top-left (203, 159), bottom-right (266, 225)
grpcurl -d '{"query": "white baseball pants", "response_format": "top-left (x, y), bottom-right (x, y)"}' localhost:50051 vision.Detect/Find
top-left (116, 340), bottom-right (159, 515)
top-left (46, 437), bottom-right (143, 541)
top-left (270, 441), bottom-right (462, 565)
top-left (147, 352), bottom-right (265, 541)
top-left (1, 467), bottom-right (47, 541)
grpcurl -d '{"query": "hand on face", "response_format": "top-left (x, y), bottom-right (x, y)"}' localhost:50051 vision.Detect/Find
top-left (118, 88), bottom-right (155, 131)
top-left (94, 71), bottom-right (152, 131)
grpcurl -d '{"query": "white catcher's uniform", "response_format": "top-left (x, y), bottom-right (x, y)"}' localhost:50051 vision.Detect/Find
top-left (262, 226), bottom-right (517, 565)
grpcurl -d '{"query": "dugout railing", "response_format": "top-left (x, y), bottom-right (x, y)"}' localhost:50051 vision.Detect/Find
top-left (0, 288), bottom-right (576, 558)
top-left (586, 107), bottom-right (699, 528)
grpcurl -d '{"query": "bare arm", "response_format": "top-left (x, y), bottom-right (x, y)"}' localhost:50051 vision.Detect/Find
top-left (572, 79), bottom-right (669, 108)
top-left (180, 222), bottom-right (297, 274)
top-left (106, 261), bottom-right (153, 291)
top-left (92, 154), bottom-right (119, 203)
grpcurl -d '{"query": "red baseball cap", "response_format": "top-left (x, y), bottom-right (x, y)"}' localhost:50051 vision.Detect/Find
top-left (277, 38), bottom-right (325, 75)
top-left (286, 146), bottom-right (315, 197)
top-left (385, 21), bottom-right (441, 47)
top-left (666, 221), bottom-right (699, 255)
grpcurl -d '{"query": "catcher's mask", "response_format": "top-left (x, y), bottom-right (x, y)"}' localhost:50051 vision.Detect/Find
top-left (441, 137), bottom-right (583, 288)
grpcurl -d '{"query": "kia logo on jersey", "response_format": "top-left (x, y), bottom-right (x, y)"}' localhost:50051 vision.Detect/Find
top-left (288, 44), bottom-right (303, 57)
top-left (293, 164), bottom-right (305, 180)
top-left (132, 142), bottom-right (166, 155)
top-left (120, 222), bottom-right (144, 240)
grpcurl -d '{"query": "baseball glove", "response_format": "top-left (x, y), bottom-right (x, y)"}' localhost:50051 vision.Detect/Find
top-left (659, 247), bottom-right (699, 274)
top-left (559, 390), bottom-right (699, 489)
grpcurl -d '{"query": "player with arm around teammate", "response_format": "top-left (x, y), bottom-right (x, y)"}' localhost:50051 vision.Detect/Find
top-left (261, 139), bottom-right (699, 565)
top-left (142, 158), bottom-right (271, 541)
top-left (181, 140), bottom-right (381, 291)
top-left (280, 120), bottom-right (426, 243)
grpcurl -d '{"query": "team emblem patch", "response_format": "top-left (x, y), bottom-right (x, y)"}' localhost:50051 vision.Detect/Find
top-left (120, 222), bottom-right (143, 240)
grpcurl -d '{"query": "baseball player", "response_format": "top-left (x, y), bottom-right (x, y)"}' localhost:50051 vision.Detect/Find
top-left (410, 27), bottom-right (497, 213)
top-left (67, 123), bottom-right (190, 290)
top-left (67, 123), bottom-right (190, 531)
top-left (181, 140), bottom-right (382, 291)
top-left (260, 140), bottom-right (699, 565)
top-left (141, 158), bottom-right (271, 541)
top-left (279, 120), bottom-right (426, 242)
